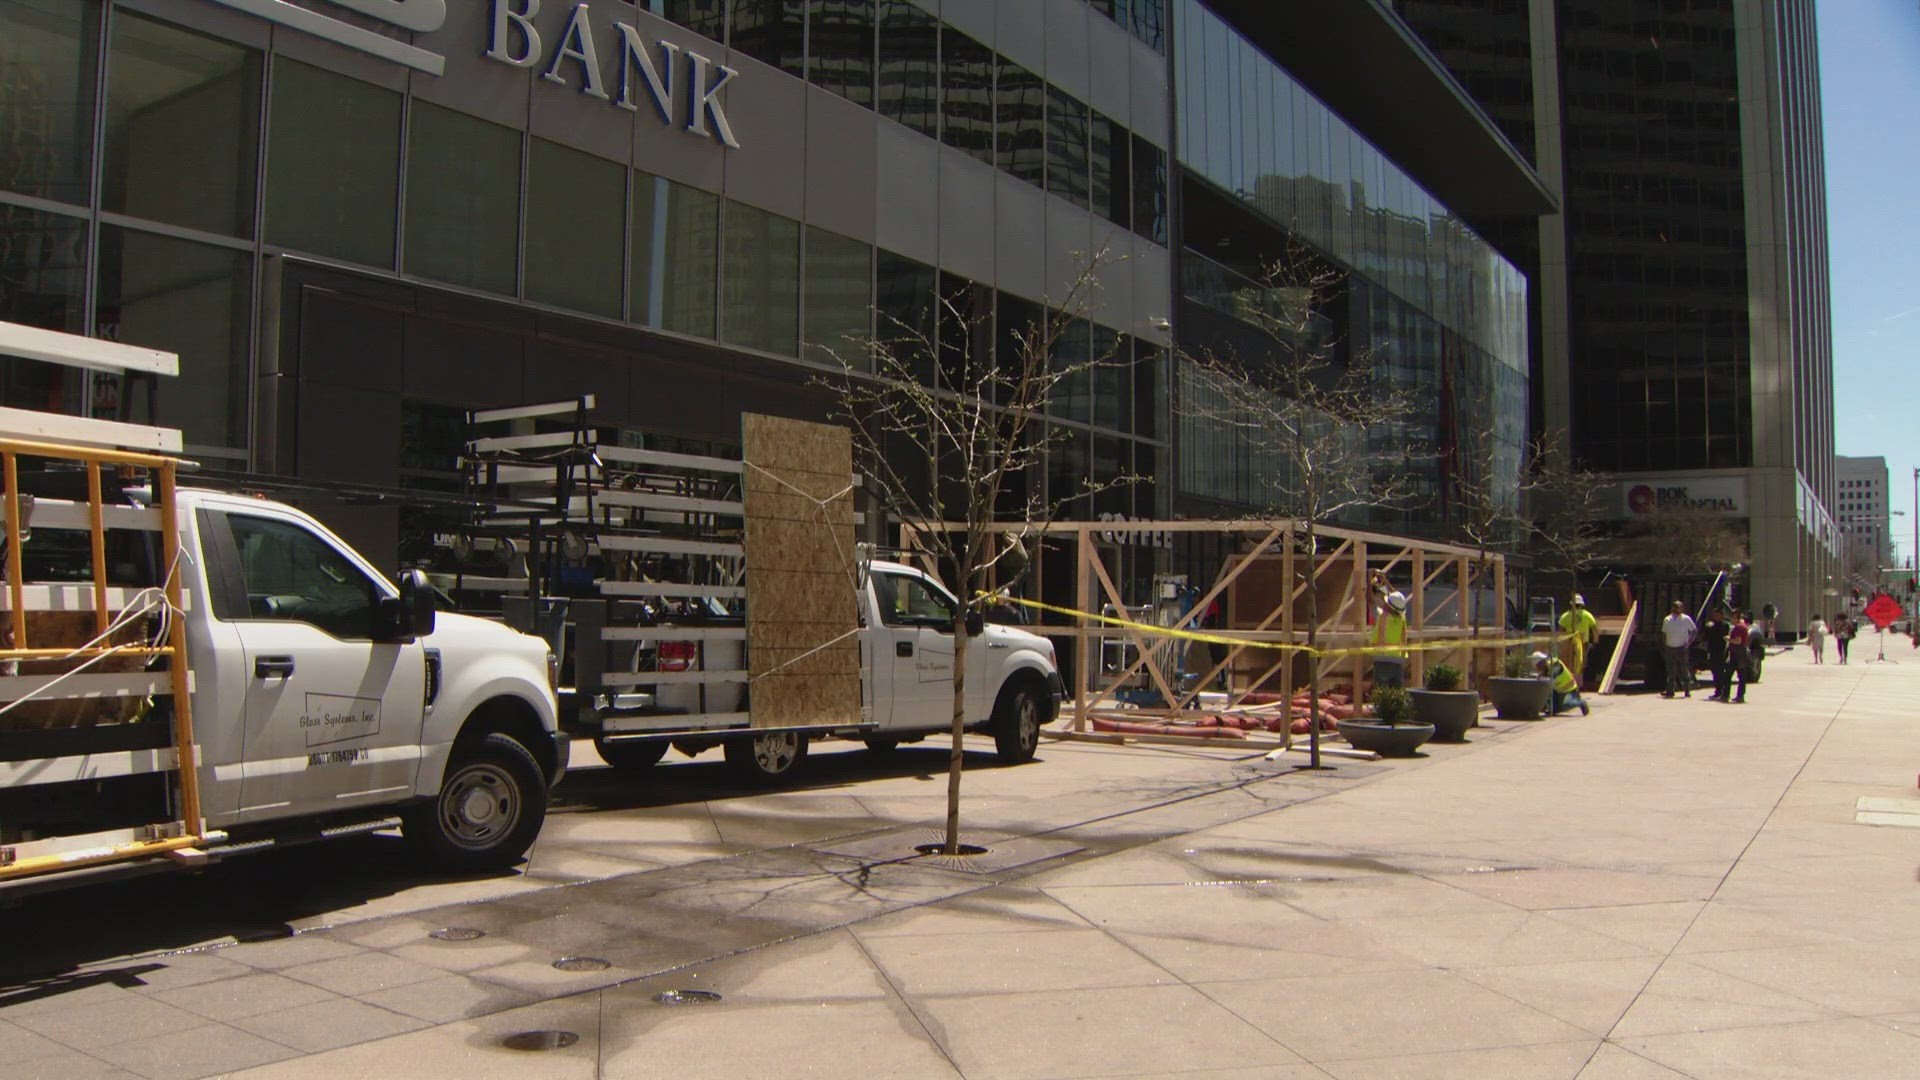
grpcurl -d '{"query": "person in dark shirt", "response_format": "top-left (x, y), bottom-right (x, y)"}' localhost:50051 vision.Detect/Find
top-left (1725, 612), bottom-right (1753, 704)
top-left (1700, 608), bottom-right (1732, 701)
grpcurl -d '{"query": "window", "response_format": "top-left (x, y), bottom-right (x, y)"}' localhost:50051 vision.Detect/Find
top-left (803, 227), bottom-right (873, 368)
top-left (0, 0), bottom-right (100, 205)
top-left (876, 250), bottom-right (937, 383)
top-left (994, 56), bottom-right (1047, 186)
top-left (632, 174), bottom-right (720, 338)
top-left (721, 200), bottom-right (800, 355)
top-left (103, 12), bottom-right (262, 238)
top-left (1133, 341), bottom-right (1163, 440)
top-left (94, 226), bottom-right (252, 451)
top-left (1091, 115), bottom-right (1130, 229)
top-left (265, 59), bottom-right (401, 268)
top-left (526, 139), bottom-right (626, 318)
top-left (940, 29), bottom-right (994, 166)
top-left (1092, 328), bottom-right (1130, 432)
top-left (873, 572), bottom-right (954, 628)
top-left (1049, 316), bottom-right (1093, 423)
top-left (806, 0), bottom-right (874, 107)
top-left (1045, 87), bottom-right (1090, 208)
top-left (0, 207), bottom-right (87, 412)
top-left (878, 1), bottom-right (938, 139)
top-left (646, 0), bottom-right (726, 41)
top-left (404, 102), bottom-right (521, 295)
top-left (225, 514), bottom-right (384, 640)
top-left (729, 0), bottom-right (806, 77)
top-left (1130, 135), bottom-right (1167, 244)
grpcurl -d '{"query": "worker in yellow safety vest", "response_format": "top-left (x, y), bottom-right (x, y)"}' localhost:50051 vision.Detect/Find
top-left (1532, 650), bottom-right (1590, 716)
top-left (1373, 591), bottom-right (1409, 689)
top-left (1558, 593), bottom-right (1599, 685)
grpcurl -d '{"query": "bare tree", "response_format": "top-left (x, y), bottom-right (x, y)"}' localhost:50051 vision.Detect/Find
top-left (820, 250), bottom-right (1134, 855)
top-left (1620, 508), bottom-right (1749, 577)
top-left (1180, 245), bottom-right (1421, 767)
top-left (1448, 424), bottom-right (1608, 633)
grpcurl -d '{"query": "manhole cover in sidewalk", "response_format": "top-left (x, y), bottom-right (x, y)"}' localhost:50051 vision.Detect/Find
top-left (552, 956), bottom-right (612, 972)
top-left (429, 927), bottom-right (486, 942)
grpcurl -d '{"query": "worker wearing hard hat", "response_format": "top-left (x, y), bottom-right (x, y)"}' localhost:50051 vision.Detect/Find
top-left (1558, 593), bottom-right (1599, 687)
top-left (1373, 590), bottom-right (1410, 689)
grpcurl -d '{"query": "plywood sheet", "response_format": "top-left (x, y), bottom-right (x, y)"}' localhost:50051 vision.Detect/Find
top-left (742, 414), bottom-right (861, 729)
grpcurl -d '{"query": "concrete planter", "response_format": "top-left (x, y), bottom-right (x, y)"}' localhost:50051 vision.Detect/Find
top-left (1487, 676), bottom-right (1551, 720)
top-left (1409, 689), bottom-right (1480, 742)
top-left (1335, 719), bottom-right (1434, 757)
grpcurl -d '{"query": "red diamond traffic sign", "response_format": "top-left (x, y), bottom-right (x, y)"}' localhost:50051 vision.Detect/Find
top-left (1863, 593), bottom-right (1904, 631)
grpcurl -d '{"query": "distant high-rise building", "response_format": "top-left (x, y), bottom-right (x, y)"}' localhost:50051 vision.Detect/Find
top-left (1396, 0), bottom-right (1838, 626)
top-left (1835, 456), bottom-right (1892, 574)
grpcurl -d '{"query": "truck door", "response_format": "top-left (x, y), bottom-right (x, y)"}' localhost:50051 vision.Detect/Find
top-left (870, 570), bottom-right (955, 730)
top-left (204, 509), bottom-right (428, 821)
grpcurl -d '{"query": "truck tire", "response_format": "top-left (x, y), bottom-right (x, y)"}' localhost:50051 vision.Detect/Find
top-left (594, 736), bottom-right (669, 772)
top-left (404, 732), bottom-right (547, 872)
top-left (992, 685), bottom-right (1045, 764)
top-left (724, 731), bottom-right (808, 783)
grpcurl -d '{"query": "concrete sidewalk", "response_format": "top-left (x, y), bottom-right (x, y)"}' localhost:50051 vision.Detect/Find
top-left (23, 644), bottom-right (1920, 1079)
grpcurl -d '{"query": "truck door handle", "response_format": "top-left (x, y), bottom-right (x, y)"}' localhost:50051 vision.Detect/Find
top-left (255, 657), bottom-right (296, 680)
top-left (896, 641), bottom-right (914, 657)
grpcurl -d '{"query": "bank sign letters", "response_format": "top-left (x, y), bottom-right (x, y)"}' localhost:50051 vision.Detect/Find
top-left (206, 0), bottom-right (741, 149)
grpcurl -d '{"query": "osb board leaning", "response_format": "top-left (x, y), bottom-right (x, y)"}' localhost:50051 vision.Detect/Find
top-left (740, 414), bottom-right (861, 730)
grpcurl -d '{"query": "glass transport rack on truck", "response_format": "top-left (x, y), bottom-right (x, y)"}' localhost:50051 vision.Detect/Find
top-left (436, 399), bottom-right (1063, 784)
top-left (0, 322), bottom-right (566, 898)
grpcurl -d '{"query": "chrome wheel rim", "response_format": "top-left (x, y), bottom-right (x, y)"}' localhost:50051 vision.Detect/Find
top-left (1016, 695), bottom-right (1040, 751)
top-left (439, 762), bottom-right (520, 851)
top-left (752, 732), bottom-right (800, 774)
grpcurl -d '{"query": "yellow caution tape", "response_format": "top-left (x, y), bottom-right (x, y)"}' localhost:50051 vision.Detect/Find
top-left (984, 594), bottom-right (1565, 660)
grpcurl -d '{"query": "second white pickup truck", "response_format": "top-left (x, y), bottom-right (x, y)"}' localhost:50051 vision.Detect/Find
top-left (595, 559), bottom-right (1064, 779)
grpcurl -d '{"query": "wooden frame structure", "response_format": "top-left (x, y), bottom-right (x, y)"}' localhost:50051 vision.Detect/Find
top-left (906, 519), bottom-right (1522, 737)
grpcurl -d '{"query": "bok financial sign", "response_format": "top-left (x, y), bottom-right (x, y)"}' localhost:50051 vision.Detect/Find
top-left (205, 0), bottom-right (742, 148)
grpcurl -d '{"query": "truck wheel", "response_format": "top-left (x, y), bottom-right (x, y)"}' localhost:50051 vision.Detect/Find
top-left (404, 732), bottom-right (547, 872)
top-left (992, 687), bottom-right (1045, 764)
top-left (724, 731), bottom-right (808, 783)
top-left (594, 736), bottom-right (669, 772)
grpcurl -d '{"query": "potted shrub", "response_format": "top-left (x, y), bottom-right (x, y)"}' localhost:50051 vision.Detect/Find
top-left (1335, 684), bottom-right (1434, 757)
top-left (1487, 649), bottom-right (1551, 720)
top-left (1409, 662), bottom-right (1479, 742)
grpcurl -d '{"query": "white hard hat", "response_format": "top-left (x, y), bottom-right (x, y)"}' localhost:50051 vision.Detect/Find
top-left (1572, 594), bottom-right (1586, 606)
top-left (1386, 591), bottom-right (1407, 612)
top-left (1529, 651), bottom-right (1549, 662)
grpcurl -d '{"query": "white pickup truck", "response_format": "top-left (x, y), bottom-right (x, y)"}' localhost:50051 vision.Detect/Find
top-left (1, 485), bottom-right (566, 895)
top-left (594, 559), bottom-right (1064, 778)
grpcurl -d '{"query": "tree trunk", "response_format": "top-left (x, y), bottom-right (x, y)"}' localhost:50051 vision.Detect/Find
top-left (945, 612), bottom-right (969, 855)
top-left (1304, 525), bottom-right (1321, 769)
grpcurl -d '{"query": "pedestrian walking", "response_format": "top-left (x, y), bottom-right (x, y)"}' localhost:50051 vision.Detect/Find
top-left (1533, 651), bottom-right (1590, 716)
top-left (1700, 607), bottom-right (1732, 701)
top-left (1659, 600), bottom-right (1697, 698)
top-left (1806, 614), bottom-right (1828, 664)
top-left (1835, 613), bottom-right (1856, 665)
top-left (1559, 593), bottom-right (1599, 687)
top-left (1725, 611), bottom-right (1754, 703)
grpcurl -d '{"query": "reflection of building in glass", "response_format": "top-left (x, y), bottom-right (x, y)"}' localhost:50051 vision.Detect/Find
top-left (1170, 1), bottom-right (1537, 542)
top-left (1396, 0), bottom-right (1837, 628)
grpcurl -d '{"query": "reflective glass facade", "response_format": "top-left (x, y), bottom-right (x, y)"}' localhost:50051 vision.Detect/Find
top-left (1171, 0), bottom-right (1529, 534)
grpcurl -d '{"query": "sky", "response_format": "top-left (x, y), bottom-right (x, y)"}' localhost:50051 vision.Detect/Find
top-left (1821, 0), bottom-right (1920, 566)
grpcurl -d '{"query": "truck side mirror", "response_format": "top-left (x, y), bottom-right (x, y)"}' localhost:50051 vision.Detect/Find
top-left (964, 609), bottom-right (985, 637)
top-left (401, 568), bottom-right (436, 639)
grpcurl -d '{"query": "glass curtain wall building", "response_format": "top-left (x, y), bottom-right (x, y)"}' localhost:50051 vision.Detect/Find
top-left (1170, 0), bottom-right (1531, 539)
top-left (0, 0), bottom-right (1542, 597)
